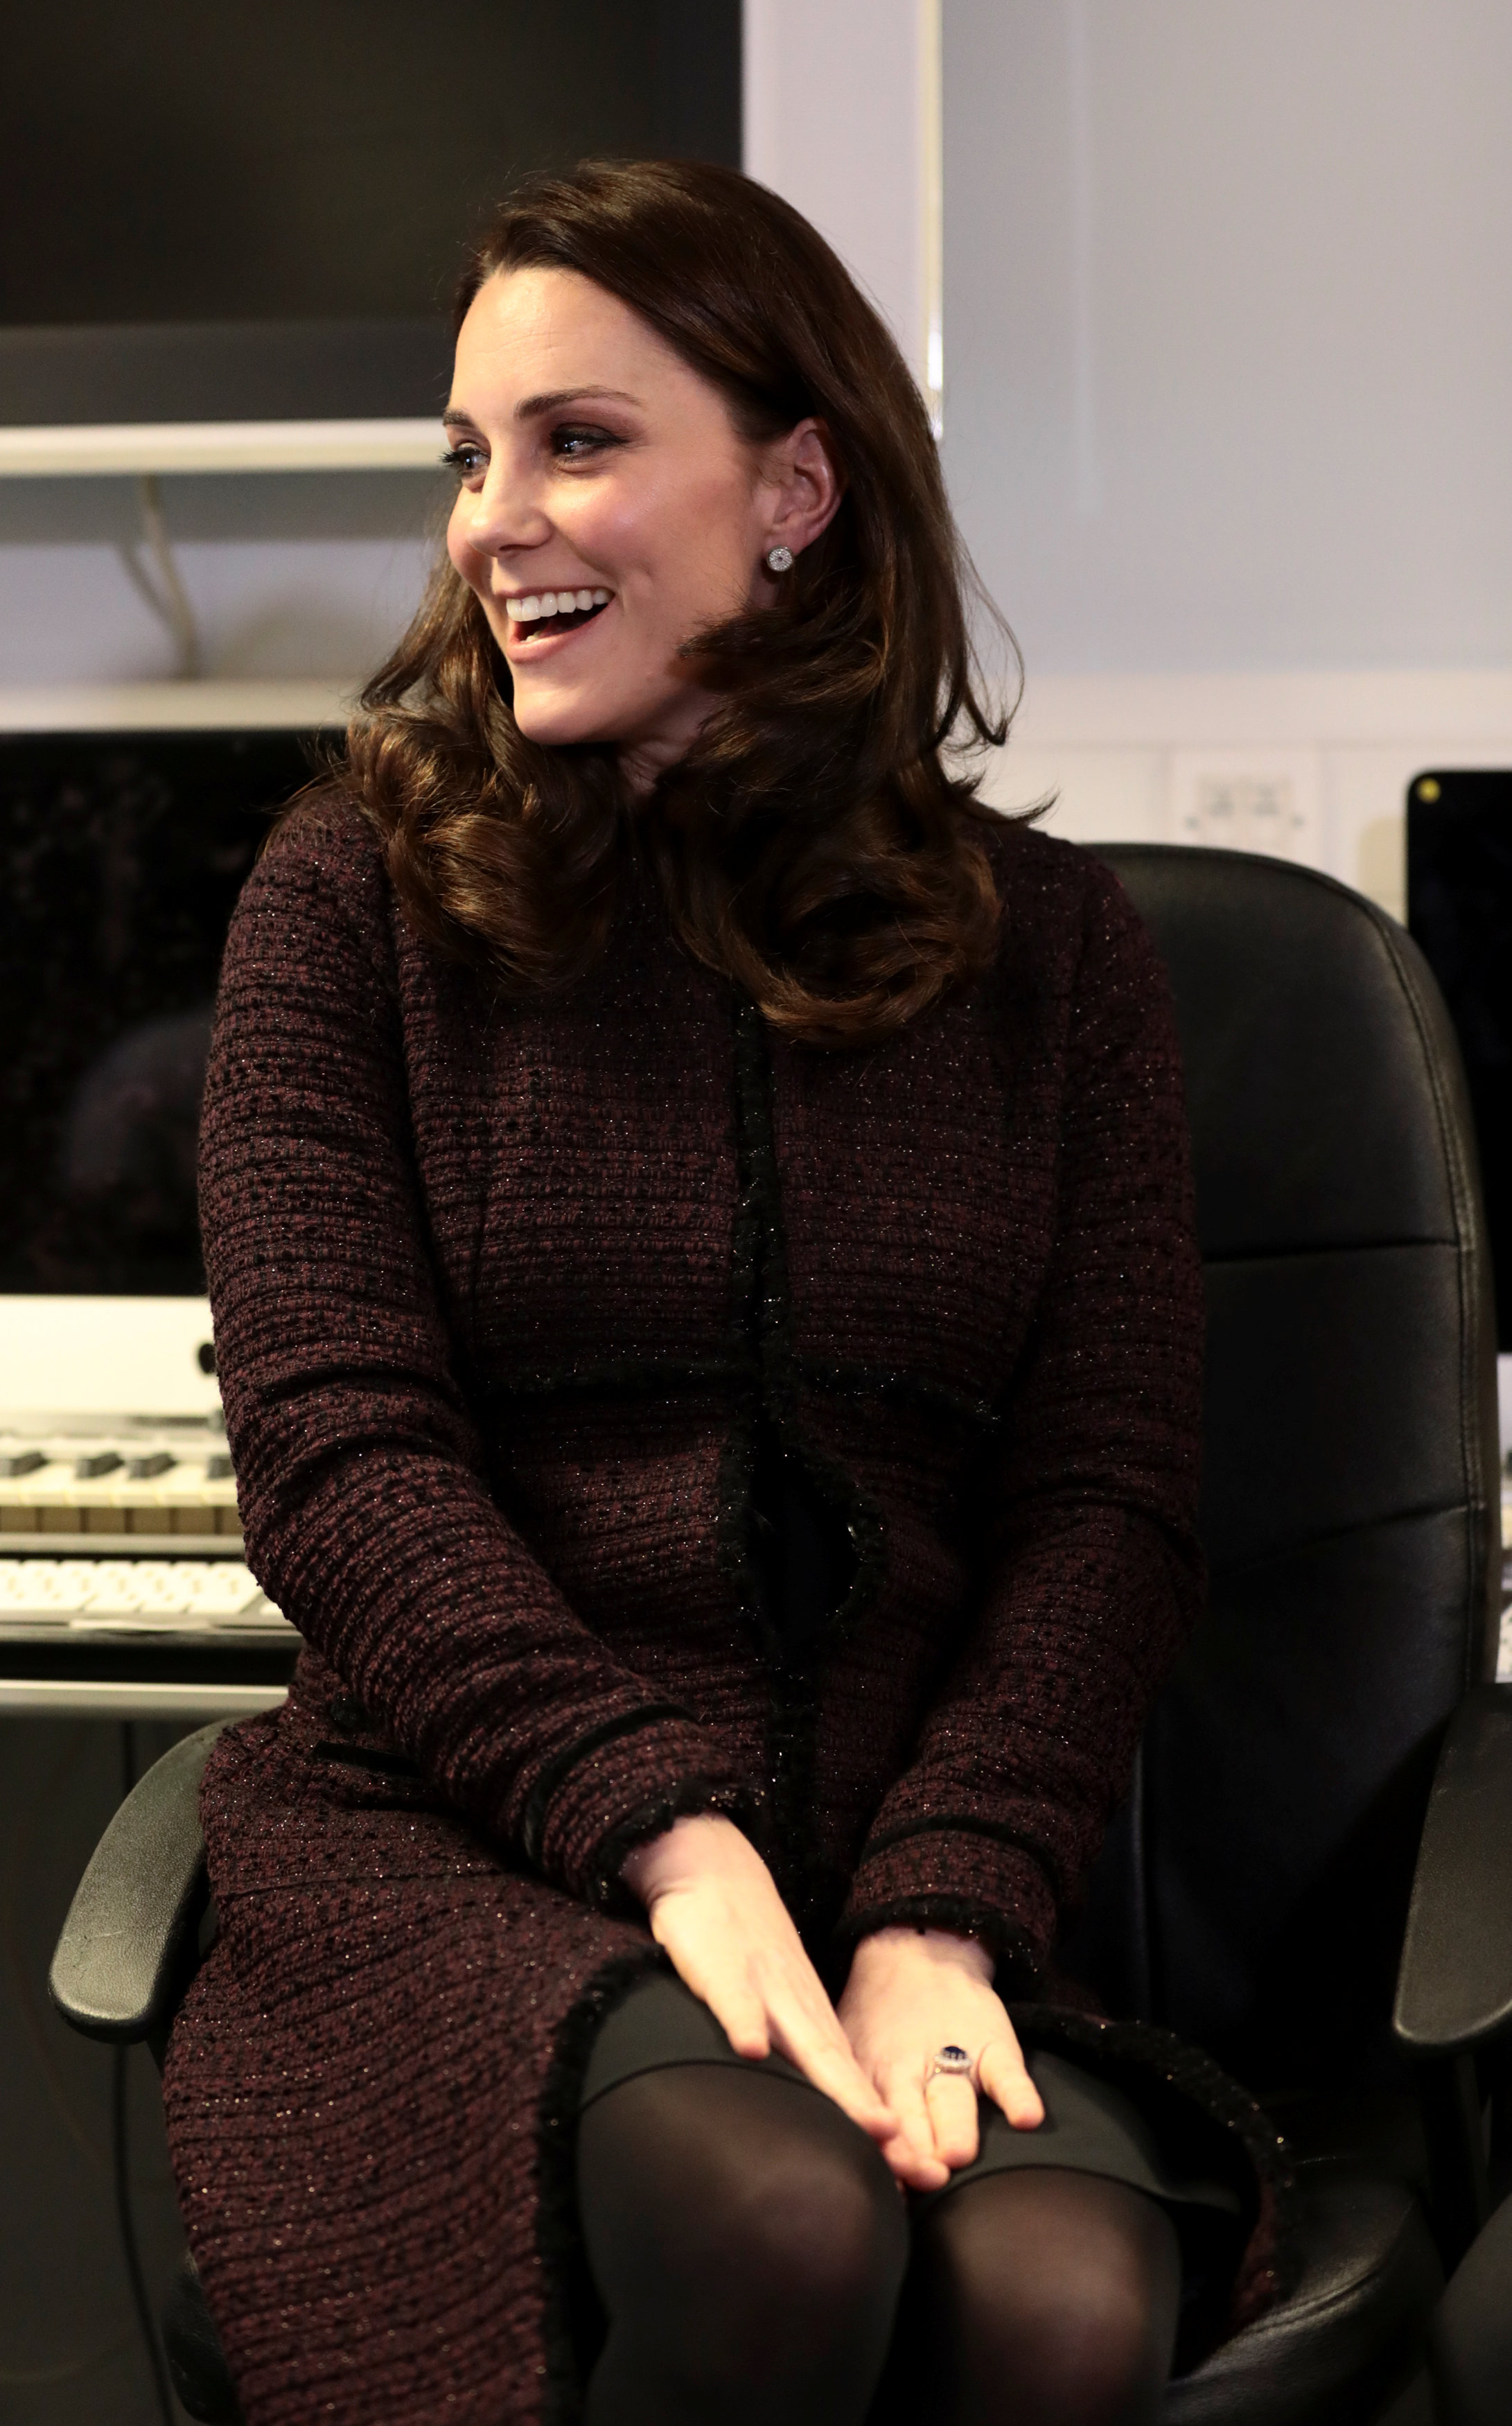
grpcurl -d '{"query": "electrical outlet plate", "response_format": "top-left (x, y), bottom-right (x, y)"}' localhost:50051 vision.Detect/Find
top-left (1169, 748), bottom-right (1324, 864)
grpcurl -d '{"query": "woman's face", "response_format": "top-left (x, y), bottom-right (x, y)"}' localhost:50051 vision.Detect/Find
top-left (444, 268), bottom-right (837, 786)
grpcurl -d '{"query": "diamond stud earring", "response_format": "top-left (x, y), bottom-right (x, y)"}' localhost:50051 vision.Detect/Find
top-left (765, 544), bottom-right (794, 573)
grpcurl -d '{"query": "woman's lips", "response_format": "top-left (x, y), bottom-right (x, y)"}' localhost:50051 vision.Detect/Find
top-left (500, 595), bottom-right (613, 658)
top-left (502, 585), bottom-right (613, 652)
top-left (505, 585), bottom-right (611, 623)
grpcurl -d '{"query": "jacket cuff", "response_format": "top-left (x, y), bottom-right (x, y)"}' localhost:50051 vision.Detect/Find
top-left (525, 1707), bottom-right (760, 1907)
top-left (838, 1824), bottom-right (1057, 1980)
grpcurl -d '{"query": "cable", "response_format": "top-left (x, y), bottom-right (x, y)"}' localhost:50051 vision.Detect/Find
top-left (113, 1722), bottom-right (177, 2426)
top-left (116, 475), bottom-right (203, 678)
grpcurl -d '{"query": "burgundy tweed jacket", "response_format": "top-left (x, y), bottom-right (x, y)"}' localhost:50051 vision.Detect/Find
top-left (163, 798), bottom-right (1277, 2425)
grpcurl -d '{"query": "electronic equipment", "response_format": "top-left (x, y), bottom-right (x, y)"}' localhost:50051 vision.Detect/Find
top-left (1405, 769), bottom-right (1512, 1678)
top-left (1405, 771), bottom-right (1512, 1356)
top-left (1, 727), bottom-right (315, 1295)
top-left (0, 726), bottom-right (321, 1709)
top-left (0, 1396), bottom-right (298, 1695)
top-left (1, 3), bottom-right (739, 426)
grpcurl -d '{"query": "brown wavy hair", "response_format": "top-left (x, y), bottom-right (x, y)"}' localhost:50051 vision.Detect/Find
top-left (346, 157), bottom-right (1016, 1047)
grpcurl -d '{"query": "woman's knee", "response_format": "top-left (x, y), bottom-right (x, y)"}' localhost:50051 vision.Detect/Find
top-left (913, 2169), bottom-right (1181, 2425)
top-left (578, 2066), bottom-right (906, 2382)
top-left (722, 2111), bottom-right (906, 2366)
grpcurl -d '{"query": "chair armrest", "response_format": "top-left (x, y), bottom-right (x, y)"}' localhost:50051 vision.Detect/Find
top-left (49, 1720), bottom-right (228, 2043)
top-left (1394, 1684), bottom-right (1512, 2055)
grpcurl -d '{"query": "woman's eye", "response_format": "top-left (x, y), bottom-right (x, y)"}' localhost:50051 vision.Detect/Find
top-left (441, 444), bottom-right (486, 478)
top-left (551, 424), bottom-right (621, 460)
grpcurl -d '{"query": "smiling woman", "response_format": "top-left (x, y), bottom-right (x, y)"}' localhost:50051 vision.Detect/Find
top-left (439, 261), bottom-right (845, 787)
top-left (163, 157), bottom-right (1289, 2426)
top-left (346, 158), bottom-right (1005, 1043)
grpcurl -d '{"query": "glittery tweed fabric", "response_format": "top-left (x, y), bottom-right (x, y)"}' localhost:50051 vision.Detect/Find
top-left (162, 796), bottom-right (1268, 2423)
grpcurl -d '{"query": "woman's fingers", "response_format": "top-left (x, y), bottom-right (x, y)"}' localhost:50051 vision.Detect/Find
top-left (766, 1999), bottom-right (900, 2142)
top-left (876, 2070), bottom-right (950, 2191)
top-left (647, 1913), bottom-right (773, 2059)
top-left (923, 2070), bottom-right (981, 2170)
top-left (691, 1977), bottom-right (773, 2063)
top-left (977, 2033), bottom-right (1044, 2130)
top-left (652, 1896), bottom-right (899, 2141)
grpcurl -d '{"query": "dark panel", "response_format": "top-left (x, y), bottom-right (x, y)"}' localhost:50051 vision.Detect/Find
top-left (0, 1718), bottom-right (200, 2425)
top-left (0, 731), bottom-right (320, 1295)
top-left (656, 0), bottom-right (743, 166)
top-left (0, 320), bottom-right (452, 427)
top-left (1200, 1247), bottom-right (1471, 1571)
top-left (0, 1), bottom-right (741, 331)
top-left (1097, 847), bottom-right (1459, 1255)
top-left (1406, 770), bottom-right (1512, 1352)
top-left (1071, 1505), bottom-right (1484, 2066)
top-left (1139, 1509), bottom-right (1473, 2080)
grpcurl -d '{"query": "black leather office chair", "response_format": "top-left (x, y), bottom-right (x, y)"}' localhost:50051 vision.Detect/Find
top-left (49, 848), bottom-right (1512, 2425)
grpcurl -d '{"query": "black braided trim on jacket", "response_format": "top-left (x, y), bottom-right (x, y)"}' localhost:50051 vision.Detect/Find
top-left (586, 1779), bottom-right (772, 1916)
top-left (833, 1890), bottom-right (1041, 1989)
top-left (520, 1704), bottom-right (696, 1866)
top-left (857, 1813), bottom-right (1071, 1904)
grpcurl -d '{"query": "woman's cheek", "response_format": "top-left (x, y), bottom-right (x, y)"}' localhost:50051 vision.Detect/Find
top-left (445, 514), bottom-right (483, 593)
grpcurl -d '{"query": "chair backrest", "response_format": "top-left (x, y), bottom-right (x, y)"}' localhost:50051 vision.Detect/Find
top-left (1075, 846), bottom-right (1501, 2086)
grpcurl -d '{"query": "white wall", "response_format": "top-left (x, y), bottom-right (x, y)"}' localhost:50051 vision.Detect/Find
top-left (940, 1), bottom-right (1512, 905)
top-left (744, 0), bottom-right (935, 396)
top-left (944, 0), bottom-right (1512, 676)
top-left (0, 531), bottom-right (432, 689)
top-left (0, 464), bottom-right (439, 692)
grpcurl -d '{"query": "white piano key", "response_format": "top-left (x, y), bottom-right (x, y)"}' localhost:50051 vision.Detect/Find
top-left (0, 1555), bottom-right (292, 1634)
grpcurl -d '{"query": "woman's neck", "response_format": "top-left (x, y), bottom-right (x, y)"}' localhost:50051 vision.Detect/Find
top-left (615, 680), bottom-right (720, 799)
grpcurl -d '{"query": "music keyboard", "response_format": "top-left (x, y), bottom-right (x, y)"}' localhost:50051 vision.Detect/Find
top-left (0, 1556), bottom-right (288, 1630)
top-left (0, 1421), bottom-right (298, 1709)
top-left (1, 1425), bottom-right (242, 1548)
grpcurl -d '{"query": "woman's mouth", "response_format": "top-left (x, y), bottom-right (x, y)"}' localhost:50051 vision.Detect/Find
top-left (504, 586), bottom-right (611, 641)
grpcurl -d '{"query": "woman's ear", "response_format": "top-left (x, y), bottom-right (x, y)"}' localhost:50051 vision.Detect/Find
top-left (760, 418), bottom-right (844, 564)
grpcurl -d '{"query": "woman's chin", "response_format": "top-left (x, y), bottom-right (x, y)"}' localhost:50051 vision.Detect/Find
top-left (509, 687), bottom-right (622, 753)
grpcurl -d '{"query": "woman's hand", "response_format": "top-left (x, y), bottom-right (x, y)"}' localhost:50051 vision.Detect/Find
top-left (621, 1814), bottom-right (901, 2155)
top-left (838, 1926), bottom-right (1045, 2192)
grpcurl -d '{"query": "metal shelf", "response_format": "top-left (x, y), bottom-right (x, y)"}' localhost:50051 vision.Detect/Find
top-left (0, 1533), bottom-right (247, 1557)
top-left (0, 1678), bottom-right (288, 1717)
top-left (0, 417), bottom-right (442, 478)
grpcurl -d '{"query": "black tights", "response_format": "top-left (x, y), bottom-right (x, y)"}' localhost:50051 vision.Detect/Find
top-left (576, 2066), bottom-right (1183, 2426)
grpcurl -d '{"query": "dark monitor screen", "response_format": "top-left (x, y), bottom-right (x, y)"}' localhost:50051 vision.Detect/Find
top-left (1406, 769), bottom-right (1512, 1352)
top-left (0, 730), bottom-right (320, 1295)
top-left (0, 3), bottom-right (740, 424)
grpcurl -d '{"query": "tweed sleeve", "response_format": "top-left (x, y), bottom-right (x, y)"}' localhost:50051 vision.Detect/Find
top-left (838, 857), bottom-right (1206, 1974)
top-left (200, 803), bottom-right (756, 1905)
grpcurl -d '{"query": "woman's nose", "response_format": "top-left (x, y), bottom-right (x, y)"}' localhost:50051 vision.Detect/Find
top-left (455, 463), bottom-right (553, 559)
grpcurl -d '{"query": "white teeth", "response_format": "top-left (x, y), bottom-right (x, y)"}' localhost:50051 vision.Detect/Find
top-left (504, 586), bottom-right (612, 625)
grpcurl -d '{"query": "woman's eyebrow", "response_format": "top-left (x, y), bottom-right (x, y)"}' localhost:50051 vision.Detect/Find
top-left (441, 387), bottom-right (642, 430)
top-left (515, 385), bottom-right (642, 419)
